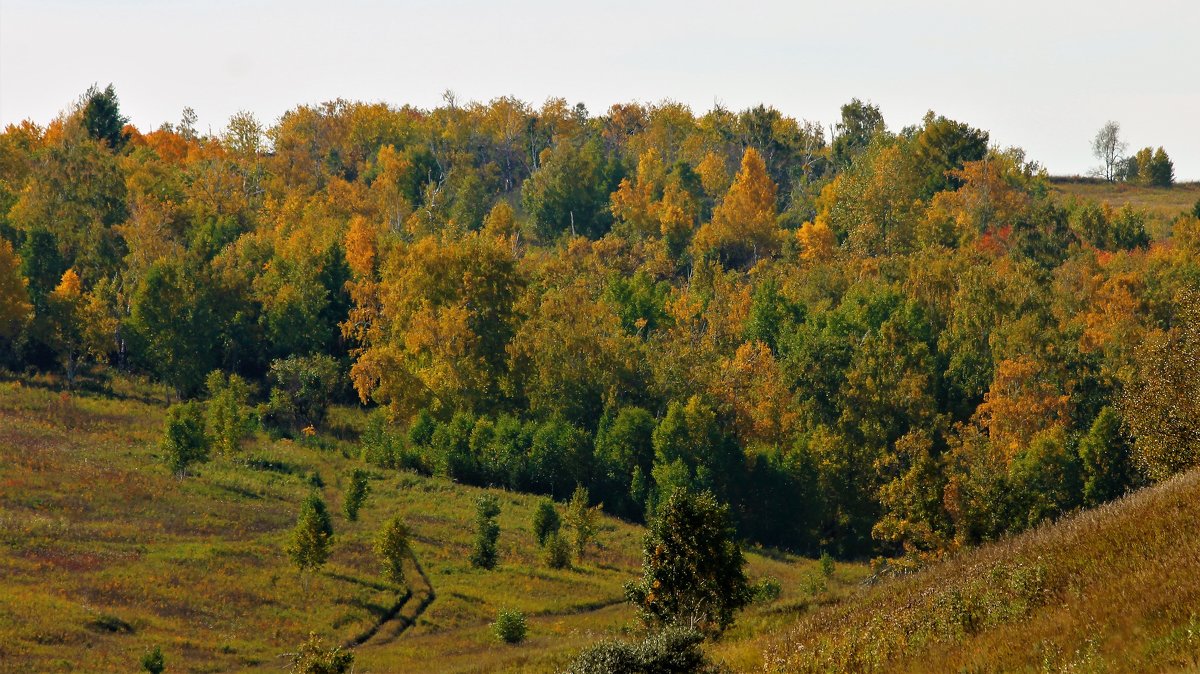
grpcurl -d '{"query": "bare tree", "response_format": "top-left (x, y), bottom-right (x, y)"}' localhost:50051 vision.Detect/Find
top-left (1092, 121), bottom-right (1127, 182)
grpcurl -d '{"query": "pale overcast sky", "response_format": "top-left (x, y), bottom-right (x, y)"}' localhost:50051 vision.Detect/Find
top-left (2, 0), bottom-right (1197, 179)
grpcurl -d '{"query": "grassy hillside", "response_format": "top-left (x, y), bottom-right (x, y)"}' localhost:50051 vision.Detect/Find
top-left (755, 467), bottom-right (1200, 673)
top-left (1049, 177), bottom-right (1200, 235)
top-left (0, 375), bottom-right (863, 673)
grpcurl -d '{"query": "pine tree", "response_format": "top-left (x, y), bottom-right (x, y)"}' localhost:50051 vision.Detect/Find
top-left (287, 493), bottom-right (334, 584)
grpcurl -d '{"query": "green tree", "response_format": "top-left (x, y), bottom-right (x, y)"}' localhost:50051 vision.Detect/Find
top-left (470, 494), bottom-right (501, 569)
top-left (81, 84), bottom-right (129, 150)
top-left (565, 486), bottom-right (601, 561)
top-left (342, 468), bottom-right (370, 521)
top-left (128, 260), bottom-right (218, 398)
top-left (521, 138), bottom-right (619, 240)
top-left (562, 626), bottom-right (714, 674)
top-left (375, 515), bottom-right (410, 586)
top-left (1147, 147), bottom-right (1175, 187)
top-left (1078, 406), bottom-right (1135, 507)
top-left (625, 489), bottom-right (750, 636)
top-left (531, 498), bottom-right (561, 546)
top-left (162, 401), bottom-right (209, 478)
top-left (205, 370), bottom-right (253, 456)
top-left (544, 531), bottom-right (571, 569)
top-left (287, 493), bottom-right (334, 581)
top-left (264, 354), bottom-right (340, 433)
top-left (913, 112), bottom-right (989, 197)
top-left (140, 645), bottom-right (165, 674)
top-left (831, 98), bottom-right (885, 169)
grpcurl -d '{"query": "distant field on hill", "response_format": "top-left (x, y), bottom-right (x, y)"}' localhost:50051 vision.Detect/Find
top-left (0, 376), bottom-right (865, 673)
top-left (1049, 177), bottom-right (1200, 232)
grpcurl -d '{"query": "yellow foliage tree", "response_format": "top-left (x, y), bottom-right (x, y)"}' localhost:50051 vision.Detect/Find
top-left (692, 148), bottom-right (779, 268)
top-left (0, 238), bottom-right (32, 339)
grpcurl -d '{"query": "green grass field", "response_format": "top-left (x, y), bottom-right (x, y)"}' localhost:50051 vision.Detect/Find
top-left (0, 375), bottom-right (865, 673)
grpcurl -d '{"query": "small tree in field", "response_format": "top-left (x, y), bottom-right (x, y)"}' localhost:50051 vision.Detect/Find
top-left (544, 530), bottom-right (572, 570)
top-left (342, 468), bottom-right (370, 521)
top-left (140, 645), bottom-right (165, 674)
top-left (565, 486), bottom-right (601, 562)
top-left (532, 498), bottom-right (560, 546)
top-left (470, 495), bottom-right (501, 569)
top-left (375, 515), bottom-right (410, 586)
top-left (1091, 121), bottom-right (1127, 182)
top-left (205, 370), bottom-right (254, 456)
top-left (162, 401), bottom-right (209, 478)
top-left (287, 493), bottom-right (334, 592)
top-left (625, 489), bottom-right (751, 636)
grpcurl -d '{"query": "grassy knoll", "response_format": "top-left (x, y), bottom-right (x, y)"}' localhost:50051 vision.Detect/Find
top-left (1049, 177), bottom-right (1200, 236)
top-left (0, 375), bottom-right (863, 673)
top-left (755, 468), bottom-right (1200, 673)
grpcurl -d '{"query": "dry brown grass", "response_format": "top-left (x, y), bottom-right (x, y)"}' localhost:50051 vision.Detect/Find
top-left (1050, 178), bottom-right (1200, 238)
top-left (755, 469), bottom-right (1200, 673)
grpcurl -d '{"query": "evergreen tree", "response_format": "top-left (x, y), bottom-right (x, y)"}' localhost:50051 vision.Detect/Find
top-left (81, 84), bottom-right (129, 150)
top-left (625, 489), bottom-right (750, 636)
top-left (287, 493), bottom-right (334, 579)
top-left (1079, 407), bottom-right (1135, 507)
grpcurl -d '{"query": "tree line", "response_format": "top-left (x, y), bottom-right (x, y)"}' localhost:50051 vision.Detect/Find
top-left (2, 85), bottom-right (1200, 558)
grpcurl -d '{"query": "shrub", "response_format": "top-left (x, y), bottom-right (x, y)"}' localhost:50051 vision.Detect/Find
top-left (751, 576), bottom-right (782, 603)
top-left (544, 531), bottom-right (571, 569)
top-left (470, 495), bottom-right (501, 569)
top-left (532, 498), bottom-right (561, 546)
top-left (162, 401), bottom-right (209, 477)
top-left (342, 468), bottom-right (370, 521)
top-left (493, 609), bottom-right (527, 644)
top-left (820, 551), bottom-right (835, 578)
top-left (287, 493), bottom-right (334, 576)
top-left (565, 485), bottom-right (600, 561)
top-left (289, 632), bottom-right (354, 673)
top-left (140, 645), bottom-right (165, 674)
top-left (562, 626), bottom-right (715, 674)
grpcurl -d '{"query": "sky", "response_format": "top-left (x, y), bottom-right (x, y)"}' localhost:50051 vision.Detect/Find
top-left (2, 0), bottom-right (1198, 180)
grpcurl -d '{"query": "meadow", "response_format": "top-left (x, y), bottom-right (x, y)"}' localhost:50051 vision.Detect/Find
top-left (0, 374), bottom-right (865, 673)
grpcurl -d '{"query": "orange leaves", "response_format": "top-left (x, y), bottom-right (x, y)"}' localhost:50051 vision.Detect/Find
top-left (344, 216), bottom-right (378, 278)
top-left (0, 237), bottom-right (32, 338)
top-left (975, 356), bottom-right (1068, 458)
top-left (716, 340), bottom-right (796, 445)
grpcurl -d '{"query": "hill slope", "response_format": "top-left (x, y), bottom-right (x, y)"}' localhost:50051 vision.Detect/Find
top-left (0, 377), bottom-right (860, 673)
top-left (757, 467), bottom-right (1200, 673)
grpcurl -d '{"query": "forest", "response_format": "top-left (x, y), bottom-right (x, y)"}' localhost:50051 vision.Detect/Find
top-left (2, 84), bottom-right (1199, 567)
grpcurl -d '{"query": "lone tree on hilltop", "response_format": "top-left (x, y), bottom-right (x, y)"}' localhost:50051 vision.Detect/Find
top-left (1091, 121), bottom-right (1127, 182)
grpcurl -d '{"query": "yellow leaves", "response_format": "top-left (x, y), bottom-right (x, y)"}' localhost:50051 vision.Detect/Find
top-left (344, 215), bottom-right (378, 278)
top-left (716, 340), bottom-right (796, 445)
top-left (976, 356), bottom-right (1069, 459)
top-left (0, 237), bottom-right (32, 338)
top-left (482, 200), bottom-right (519, 243)
top-left (692, 148), bottom-right (780, 267)
top-left (797, 218), bottom-right (836, 263)
top-left (696, 151), bottom-right (730, 199)
top-left (52, 268), bottom-right (82, 300)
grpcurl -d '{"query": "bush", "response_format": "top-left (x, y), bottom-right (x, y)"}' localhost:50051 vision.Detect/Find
top-left (205, 370), bottom-right (254, 456)
top-left (162, 401), bottom-right (209, 477)
top-left (544, 531), bottom-right (571, 569)
top-left (375, 515), bottom-right (410, 586)
top-left (140, 645), bottom-right (165, 674)
top-left (751, 576), bottom-right (782, 603)
top-left (820, 551), bottom-right (835, 578)
top-left (562, 626), bottom-right (715, 674)
top-left (492, 609), bottom-right (527, 644)
top-left (532, 498), bottom-right (561, 546)
top-left (289, 632), bottom-right (354, 673)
